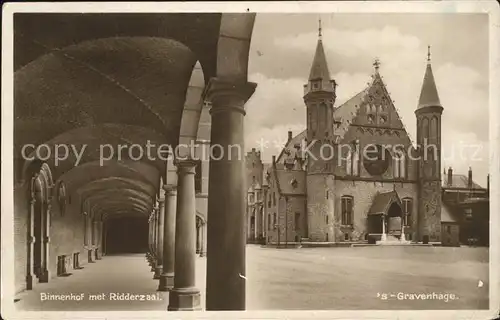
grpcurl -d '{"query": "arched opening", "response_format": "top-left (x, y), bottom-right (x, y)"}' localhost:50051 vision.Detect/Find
top-left (387, 202), bottom-right (403, 237)
top-left (196, 215), bottom-right (206, 256)
top-left (105, 216), bottom-right (148, 254)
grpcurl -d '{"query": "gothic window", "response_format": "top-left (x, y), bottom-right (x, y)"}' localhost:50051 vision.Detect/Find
top-left (341, 196), bottom-right (353, 226)
top-left (312, 81), bottom-right (320, 90)
top-left (268, 214), bottom-right (271, 230)
top-left (344, 233), bottom-right (350, 241)
top-left (379, 115), bottom-right (387, 125)
top-left (346, 142), bottom-right (360, 176)
top-left (273, 212), bottom-right (277, 226)
top-left (326, 215), bottom-right (329, 224)
top-left (363, 144), bottom-right (391, 176)
top-left (352, 142), bottom-right (360, 176)
top-left (295, 212), bottom-right (300, 231)
top-left (273, 192), bottom-right (276, 206)
top-left (402, 198), bottom-right (412, 226)
top-left (393, 153), bottom-right (406, 179)
top-left (422, 117), bottom-right (429, 143)
top-left (367, 114), bottom-right (375, 124)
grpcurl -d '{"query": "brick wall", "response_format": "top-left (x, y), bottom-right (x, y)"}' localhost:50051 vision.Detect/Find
top-left (14, 183), bottom-right (29, 294)
top-left (14, 184), bottom-right (98, 293)
top-left (307, 174), bottom-right (335, 242)
top-left (333, 180), bottom-right (418, 242)
top-left (441, 222), bottom-right (460, 246)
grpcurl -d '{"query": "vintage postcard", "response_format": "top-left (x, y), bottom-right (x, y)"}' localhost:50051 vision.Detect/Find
top-left (1, 1), bottom-right (499, 319)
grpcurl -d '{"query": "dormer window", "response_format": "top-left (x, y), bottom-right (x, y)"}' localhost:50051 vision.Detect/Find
top-left (380, 115), bottom-right (387, 124)
top-left (290, 178), bottom-right (298, 189)
top-left (367, 114), bottom-right (375, 124)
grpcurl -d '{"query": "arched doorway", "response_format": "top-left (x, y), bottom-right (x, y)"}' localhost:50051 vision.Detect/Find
top-left (196, 215), bottom-right (206, 256)
top-left (105, 216), bottom-right (148, 254)
top-left (27, 163), bottom-right (54, 288)
top-left (387, 202), bottom-right (403, 237)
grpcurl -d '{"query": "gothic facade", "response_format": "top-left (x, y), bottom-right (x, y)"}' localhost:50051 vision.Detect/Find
top-left (245, 27), bottom-right (485, 246)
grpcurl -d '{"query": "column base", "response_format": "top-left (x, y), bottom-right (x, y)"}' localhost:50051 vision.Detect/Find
top-left (157, 272), bottom-right (174, 291)
top-left (199, 251), bottom-right (205, 257)
top-left (26, 274), bottom-right (34, 290)
top-left (167, 287), bottom-right (201, 311)
top-left (38, 269), bottom-right (50, 283)
top-left (153, 266), bottom-right (162, 279)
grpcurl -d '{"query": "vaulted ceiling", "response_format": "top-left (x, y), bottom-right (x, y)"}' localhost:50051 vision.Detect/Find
top-left (14, 13), bottom-right (233, 221)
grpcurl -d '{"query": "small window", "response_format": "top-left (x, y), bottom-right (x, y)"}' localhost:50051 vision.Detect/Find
top-left (341, 196), bottom-right (354, 226)
top-left (367, 114), bottom-right (375, 124)
top-left (380, 115), bottom-right (387, 124)
top-left (295, 212), bottom-right (300, 231)
top-left (402, 198), bottom-right (412, 226)
top-left (446, 225), bottom-right (451, 234)
top-left (344, 233), bottom-right (349, 241)
top-left (326, 215), bottom-right (329, 224)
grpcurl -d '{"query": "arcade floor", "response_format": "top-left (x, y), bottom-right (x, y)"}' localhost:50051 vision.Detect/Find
top-left (15, 245), bottom-right (489, 310)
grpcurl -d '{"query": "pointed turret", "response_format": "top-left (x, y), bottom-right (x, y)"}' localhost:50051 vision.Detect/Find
top-left (309, 30), bottom-right (331, 82)
top-left (415, 45), bottom-right (444, 244)
top-left (304, 19), bottom-right (336, 96)
top-left (417, 46), bottom-right (441, 109)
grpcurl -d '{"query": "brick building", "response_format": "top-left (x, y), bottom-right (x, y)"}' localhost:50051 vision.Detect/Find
top-left (245, 24), bottom-right (488, 246)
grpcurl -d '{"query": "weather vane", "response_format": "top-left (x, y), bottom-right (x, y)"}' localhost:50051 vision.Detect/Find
top-left (427, 45), bottom-right (431, 62)
top-left (373, 58), bottom-right (381, 71)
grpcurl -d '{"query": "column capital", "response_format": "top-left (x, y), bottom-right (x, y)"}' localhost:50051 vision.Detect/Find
top-left (205, 78), bottom-right (257, 115)
top-left (158, 197), bottom-right (165, 204)
top-left (162, 184), bottom-right (178, 195)
top-left (175, 159), bottom-right (198, 175)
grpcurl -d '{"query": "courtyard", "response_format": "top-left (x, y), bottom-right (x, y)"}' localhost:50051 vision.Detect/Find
top-left (15, 245), bottom-right (489, 311)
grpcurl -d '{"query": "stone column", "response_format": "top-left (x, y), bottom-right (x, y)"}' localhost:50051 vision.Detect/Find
top-left (26, 194), bottom-right (36, 289)
top-left (154, 199), bottom-right (165, 279)
top-left (205, 79), bottom-right (256, 310)
top-left (196, 220), bottom-right (201, 254)
top-left (158, 186), bottom-right (177, 291)
top-left (168, 160), bottom-right (201, 311)
top-left (40, 203), bottom-right (52, 282)
top-left (199, 222), bottom-right (206, 257)
top-left (400, 214), bottom-right (406, 242)
top-left (96, 221), bottom-right (103, 259)
top-left (381, 215), bottom-right (387, 241)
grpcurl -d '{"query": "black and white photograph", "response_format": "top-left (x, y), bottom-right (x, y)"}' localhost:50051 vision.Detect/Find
top-left (1, 2), bottom-right (499, 319)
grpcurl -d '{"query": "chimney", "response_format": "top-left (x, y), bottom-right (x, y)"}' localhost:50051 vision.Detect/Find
top-left (468, 167), bottom-right (473, 188)
top-left (288, 131), bottom-right (293, 142)
top-left (272, 155), bottom-right (276, 164)
top-left (447, 167), bottom-right (453, 186)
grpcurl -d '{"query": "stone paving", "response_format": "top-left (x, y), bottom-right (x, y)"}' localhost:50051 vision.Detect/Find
top-left (15, 245), bottom-right (489, 311)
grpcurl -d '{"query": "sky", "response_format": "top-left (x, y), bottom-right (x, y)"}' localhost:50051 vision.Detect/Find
top-left (244, 13), bottom-right (490, 187)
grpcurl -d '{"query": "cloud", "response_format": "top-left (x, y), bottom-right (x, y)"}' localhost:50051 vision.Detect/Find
top-left (247, 23), bottom-right (489, 185)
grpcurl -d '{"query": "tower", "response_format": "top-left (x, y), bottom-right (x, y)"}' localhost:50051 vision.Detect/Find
top-left (303, 19), bottom-right (337, 173)
top-left (415, 46), bottom-right (443, 243)
top-left (304, 19), bottom-right (337, 242)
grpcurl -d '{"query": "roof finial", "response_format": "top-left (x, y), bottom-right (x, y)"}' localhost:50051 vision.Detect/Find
top-left (318, 17), bottom-right (322, 39)
top-left (427, 45), bottom-right (431, 63)
top-left (373, 58), bottom-right (381, 72)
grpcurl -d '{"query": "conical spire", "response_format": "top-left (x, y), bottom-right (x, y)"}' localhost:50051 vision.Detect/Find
top-left (417, 46), bottom-right (441, 109)
top-left (308, 19), bottom-right (331, 82)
